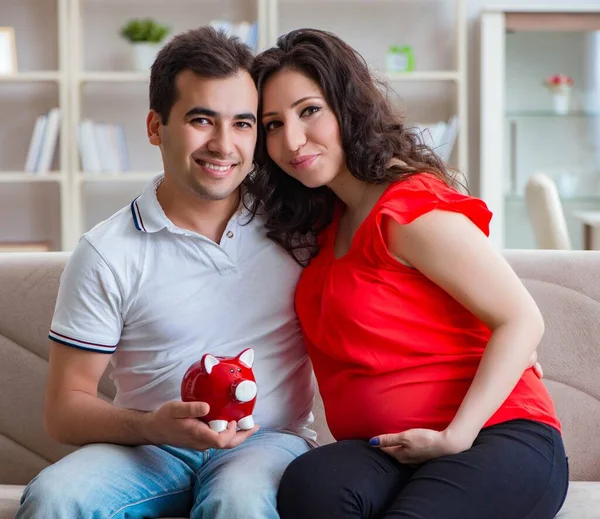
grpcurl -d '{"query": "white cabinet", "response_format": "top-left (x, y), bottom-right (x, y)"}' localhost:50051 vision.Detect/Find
top-left (480, 7), bottom-right (600, 249)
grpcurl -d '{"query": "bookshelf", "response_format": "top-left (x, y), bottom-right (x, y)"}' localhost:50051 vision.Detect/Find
top-left (0, 174), bottom-right (64, 183)
top-left (0, 0), bottom-right (467, 251)
top-left (385, 71), bottom-right (462, 82)
top-left (78, 173), bottom-right (158, 183)
top-left (0, 72), bottom-right (62, 82)
top-left (78, 72), bottom-right (150, 82)
top-left (67, 0), bottom-right (268, 244)
top-left (0, 0), bottom-right (69, 250)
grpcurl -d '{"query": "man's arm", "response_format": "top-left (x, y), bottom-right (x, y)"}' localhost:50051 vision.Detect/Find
top-left (45, 342), bottom-right (148, 445)
top-left (44, 342), bottom-right (258, 449)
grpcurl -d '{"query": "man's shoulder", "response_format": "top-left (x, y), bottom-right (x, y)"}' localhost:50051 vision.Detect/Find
top-left (81, 203), bottom-right (143, 266)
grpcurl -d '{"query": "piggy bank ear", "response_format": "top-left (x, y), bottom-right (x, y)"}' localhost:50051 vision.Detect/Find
top-left (238, 348), bottom-right (254, 368)
top-left (203, 354), bottom-right (220, 374)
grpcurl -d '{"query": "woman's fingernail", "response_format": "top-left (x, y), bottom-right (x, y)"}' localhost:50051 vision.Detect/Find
top-left (369, 437), bottom-right (380, 446)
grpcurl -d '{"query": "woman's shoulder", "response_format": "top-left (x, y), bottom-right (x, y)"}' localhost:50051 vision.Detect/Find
top-left (377, 172), bottom-right (493, 236)
top-left (383, 172), bottom-right (461, 198)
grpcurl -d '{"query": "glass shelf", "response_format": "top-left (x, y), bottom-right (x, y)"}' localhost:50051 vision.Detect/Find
top-left (505, 194), bottom-right (600, 203)
top-left (506, 111), bottom-right (600, 119)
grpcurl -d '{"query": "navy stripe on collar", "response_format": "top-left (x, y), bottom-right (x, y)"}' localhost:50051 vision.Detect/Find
top-left (130, 197), bottom-right (147, 232)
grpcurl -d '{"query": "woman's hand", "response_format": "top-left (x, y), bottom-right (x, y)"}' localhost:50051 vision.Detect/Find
top-left (370, 428), bottom-right (475, 465)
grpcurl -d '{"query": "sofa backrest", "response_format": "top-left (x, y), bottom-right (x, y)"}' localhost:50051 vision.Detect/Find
top-left (0, 250), bottom-right (599, 484)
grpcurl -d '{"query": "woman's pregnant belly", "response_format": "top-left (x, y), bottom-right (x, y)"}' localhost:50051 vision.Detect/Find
top-left (320, 366), bottom-right (477, 441)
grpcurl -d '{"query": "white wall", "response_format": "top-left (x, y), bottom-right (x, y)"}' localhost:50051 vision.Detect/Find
top-left (2, 0), bottom-right (600, 248)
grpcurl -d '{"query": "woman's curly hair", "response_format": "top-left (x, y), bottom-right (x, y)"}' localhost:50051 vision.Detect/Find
top-left (246, 28), bottom-right (457, 264)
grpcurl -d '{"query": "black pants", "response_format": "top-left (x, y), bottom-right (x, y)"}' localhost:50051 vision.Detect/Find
top-left (278, 419), bottom-right (569, 519)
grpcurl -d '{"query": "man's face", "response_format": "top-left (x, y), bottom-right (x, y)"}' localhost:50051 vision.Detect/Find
top-left (149, 70), bottom-right (258, 201)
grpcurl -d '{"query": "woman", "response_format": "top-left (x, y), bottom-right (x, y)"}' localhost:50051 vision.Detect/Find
top-left (248, 29), bottom-right (568, 519)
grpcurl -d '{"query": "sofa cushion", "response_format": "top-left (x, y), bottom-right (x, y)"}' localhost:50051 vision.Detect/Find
top-left (504, 250), bottom-right (600, 481)
top-left (1, 482), bottom-right (598, 519)
top-left (0, 485), bottom-right (21, 519)
top-left (555, 482), bottom-right (600, 518)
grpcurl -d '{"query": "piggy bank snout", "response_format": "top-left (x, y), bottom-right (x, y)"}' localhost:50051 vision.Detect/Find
top-left (234, 380), bottom-right (257, 403)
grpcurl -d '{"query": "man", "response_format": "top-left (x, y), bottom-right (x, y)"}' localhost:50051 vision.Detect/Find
top-left (16, 27), bottom-right (315, 519)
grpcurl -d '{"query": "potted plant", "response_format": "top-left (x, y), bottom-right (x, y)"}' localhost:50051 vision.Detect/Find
top-left (120, 18), bottom-right (170, 72)
top-left (544, 74), bottom-right (574, 115)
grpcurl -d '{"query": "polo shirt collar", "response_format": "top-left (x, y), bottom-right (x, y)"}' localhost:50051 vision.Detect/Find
top-left (130, 173), bottom-right (170, 233)
top-left (130, 172), bottom-right (253, 234)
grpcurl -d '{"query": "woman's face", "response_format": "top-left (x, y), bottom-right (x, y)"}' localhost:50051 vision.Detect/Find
top-left (261, 68), bottom-right (346, 188)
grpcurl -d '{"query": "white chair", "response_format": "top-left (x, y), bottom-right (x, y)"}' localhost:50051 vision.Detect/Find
top-left (525, 174), bottom-right (572, 250)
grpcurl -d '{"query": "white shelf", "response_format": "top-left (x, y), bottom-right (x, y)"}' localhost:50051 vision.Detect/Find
top-left (280, 0), bottom-right (441, 2)
top-left (486, 5), bottom-right (600, 13)
top-left (0, 173), bottom-right (65, 183)
top-left (385, 71), bottom-right (461, 82)
top-left (78, 172), bottom-right (157, 183)
top-left (85, 0), bottom-right (213, 2)
top-left (78, 72), bottom-right (150, 83)
top-left (0, 72), bottom-right (62, 82)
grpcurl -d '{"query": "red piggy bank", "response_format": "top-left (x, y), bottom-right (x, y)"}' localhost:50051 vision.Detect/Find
top-left (181, 348), bottom-right (257, 433)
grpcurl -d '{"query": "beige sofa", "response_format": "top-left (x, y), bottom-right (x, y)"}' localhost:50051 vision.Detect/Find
top-left (1, 250), bottom-right (600, 518)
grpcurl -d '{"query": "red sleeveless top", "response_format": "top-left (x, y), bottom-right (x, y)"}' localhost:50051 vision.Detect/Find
top-left (295, 174), bottom-right (560, 441)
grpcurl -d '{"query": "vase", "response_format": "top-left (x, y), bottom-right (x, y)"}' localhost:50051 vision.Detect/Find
top-left (131, 43), bottom-right (162, 72)
top-left (550, 86), bottom-right (572, 115)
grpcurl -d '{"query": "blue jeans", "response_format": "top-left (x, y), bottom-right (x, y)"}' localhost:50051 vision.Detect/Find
top-left (16, 429), bottom-right (311, 519)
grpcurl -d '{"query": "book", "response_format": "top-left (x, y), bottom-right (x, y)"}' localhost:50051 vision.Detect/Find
top-left (209, 20), bottom-right (259, 51)
top-left (115, 124), bottom-right (131, 172)
top-left (78, 119), bottom-right (102, 173)
top-left (24, 114), bottom-right (48, 173)
top-left (36, 108), bottom-right (61, 173)
top-left (436, 115), bottom-right (459, 163)
top-left (413, 115), bottom-right (459, 163)
top-left (78, 120), bottom-right (131, 174)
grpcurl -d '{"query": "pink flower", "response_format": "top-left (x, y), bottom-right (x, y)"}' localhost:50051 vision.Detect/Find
top-left (544, 74), bottom-right (573, 88)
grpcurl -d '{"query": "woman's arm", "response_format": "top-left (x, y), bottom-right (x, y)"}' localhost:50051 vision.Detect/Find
top-left (385, 209), bottom-right (544, 446)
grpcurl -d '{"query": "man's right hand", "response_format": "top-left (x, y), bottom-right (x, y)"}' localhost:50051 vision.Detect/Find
top-left (527, 350), bottom-right (543, 379)
top-left (143, 400), bottom-right (259, 451)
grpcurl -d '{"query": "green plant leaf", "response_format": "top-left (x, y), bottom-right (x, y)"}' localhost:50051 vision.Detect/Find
top-left (120, 18), bottom-right (169, 43)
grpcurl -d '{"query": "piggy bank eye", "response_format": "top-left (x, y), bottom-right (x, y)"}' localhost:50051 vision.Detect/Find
top-left (230, 369), bottom-right (234, 373)
top-left (238, 368), bottom-right (242, 372)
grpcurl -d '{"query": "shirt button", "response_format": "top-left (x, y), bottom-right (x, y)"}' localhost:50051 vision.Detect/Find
top-left (226, 231), bottom-right (234, 238)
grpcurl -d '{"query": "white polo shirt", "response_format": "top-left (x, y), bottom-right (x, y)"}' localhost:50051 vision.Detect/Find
top-left (50, 174), bottom-right (316, 440)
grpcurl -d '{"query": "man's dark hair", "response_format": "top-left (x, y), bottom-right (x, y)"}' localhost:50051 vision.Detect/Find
top-left (150, 26), bottom-right (254, 124)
